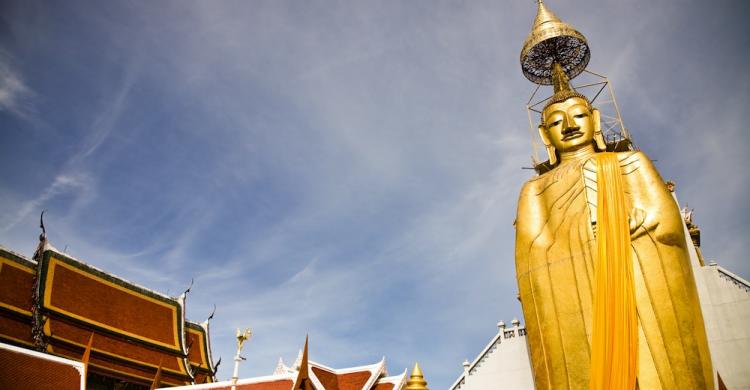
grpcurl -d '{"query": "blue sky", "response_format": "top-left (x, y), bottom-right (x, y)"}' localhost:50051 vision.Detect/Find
top-left (1, 0), bottom-right (748, 388)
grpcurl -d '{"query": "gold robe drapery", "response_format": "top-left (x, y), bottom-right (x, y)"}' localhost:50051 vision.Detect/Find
top-left (515, 151), bottom-right (713, 389)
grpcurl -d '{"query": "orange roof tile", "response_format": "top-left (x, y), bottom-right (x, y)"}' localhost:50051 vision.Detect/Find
top-left (0, 342), bottom-right (84, 390)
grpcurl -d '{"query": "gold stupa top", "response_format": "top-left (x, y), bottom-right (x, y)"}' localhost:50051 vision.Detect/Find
top-left (520, 0), bottom-right (590, 85)
top-left (405, 362), bottom-right (429, 390)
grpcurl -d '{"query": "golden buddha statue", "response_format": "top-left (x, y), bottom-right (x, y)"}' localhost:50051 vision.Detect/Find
top-left (514, 2), bottom-right (714, 389)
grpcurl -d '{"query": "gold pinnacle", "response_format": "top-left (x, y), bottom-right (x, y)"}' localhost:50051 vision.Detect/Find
top-left (532, 0), bottom-right (562, 29)
top-left (405, 362), bottom-right (429, 390)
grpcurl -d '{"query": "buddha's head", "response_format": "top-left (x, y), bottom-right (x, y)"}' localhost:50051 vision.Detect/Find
top-left (538, 63), bottom-right (606, 165)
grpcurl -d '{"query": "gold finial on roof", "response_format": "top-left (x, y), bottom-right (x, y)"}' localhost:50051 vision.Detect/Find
top-left (520, 0), bottom-right (590, 85)
top-left (292, 336), bottom-right (313, 390)
top-left (405, 362), bottom-right (429, 390)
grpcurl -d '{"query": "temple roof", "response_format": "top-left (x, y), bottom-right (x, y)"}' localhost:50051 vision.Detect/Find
top-left (186, 320), bottom-right (218, 384)
top-left (162, 356), bottom-right (407, 390)
top-left (0, 242), bottom-right (218, 387)
top-left (0, 341), bottom-right (85, 390)
top-left (0, 247), bottom-right (37, 348)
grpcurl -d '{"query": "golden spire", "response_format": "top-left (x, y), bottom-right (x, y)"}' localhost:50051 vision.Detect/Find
top-left (520, 0), bottom-right (590, 85)
top-left (405, 362), bottom-right (429, 390)
top-left (292, 336), bottom-right (313, 390)
top-left (532, 0), bottom-right (561, 29)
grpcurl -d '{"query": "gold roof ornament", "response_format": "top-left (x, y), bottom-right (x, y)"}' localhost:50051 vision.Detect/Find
top-left (405, 362), bottom-right (429, 390)
top-left (520, 0), bottom-right (590, 85)
top-left (292, 336), bottom-right (313, 390)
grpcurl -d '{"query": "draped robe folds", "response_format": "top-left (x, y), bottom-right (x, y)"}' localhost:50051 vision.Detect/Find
top-left (514, 151), bottom-right (714, 390)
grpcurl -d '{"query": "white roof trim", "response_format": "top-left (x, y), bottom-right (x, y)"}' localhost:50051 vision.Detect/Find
top-left (159, 373), bottom-right (296, 390)
top-left (307, 359), bottom-right (385, 390)
top-left (0, 245), bottom-right (36, 265)
top-left (376, 369), bottom-right (407, 389)
top-left (713, 264), bottom-right (750, 289)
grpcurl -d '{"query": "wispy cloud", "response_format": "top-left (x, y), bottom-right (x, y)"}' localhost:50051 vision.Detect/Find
top-left (1, 173), bottom-right (93, 233)
top-left (0, 51), bottom-right (33, 118)
top-left (78, 63), bottom-right (140, 160)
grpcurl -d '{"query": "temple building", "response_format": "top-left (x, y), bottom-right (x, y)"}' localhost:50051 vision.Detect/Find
top-left (0, 230), bottom-right (420, 390)
top-left (448, 319), bottom-right (533, 390)
top-left (0, 341), bottom-right (86, 390)
top-left (0, 232), bottom-right (218, 389)
top-left (681, 204), bottom-right (750, 390)
top-left (157, 338), bottom-right (418, 390)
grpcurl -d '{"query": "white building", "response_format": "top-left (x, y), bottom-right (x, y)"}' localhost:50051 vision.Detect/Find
top-left (449, 319), bottom-right (534, 390)
top-left (683, 203), bottom-right (750, 390)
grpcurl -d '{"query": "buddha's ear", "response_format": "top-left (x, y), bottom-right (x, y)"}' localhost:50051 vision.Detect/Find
top-left (592, 108), bottom-right (606, 151)
top-left (538, 124), bottom-right (557, 165)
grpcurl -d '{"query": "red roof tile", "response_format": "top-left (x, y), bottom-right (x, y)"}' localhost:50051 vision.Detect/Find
top-left (0, 342), bottom-right (84, 390)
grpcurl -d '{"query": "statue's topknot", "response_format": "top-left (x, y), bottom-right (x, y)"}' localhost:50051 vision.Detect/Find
top-left (542, 62), bottom-right (591, 119)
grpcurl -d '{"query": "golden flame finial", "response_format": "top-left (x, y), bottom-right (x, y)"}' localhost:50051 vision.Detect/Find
top-left (520, 0), bottom-right (590, 85)
top-left (405, 362), bottom-right (429, 390)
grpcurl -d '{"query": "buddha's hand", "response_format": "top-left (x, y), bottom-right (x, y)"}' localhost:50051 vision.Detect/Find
top-left (629, 208), bottom-right (647, 237)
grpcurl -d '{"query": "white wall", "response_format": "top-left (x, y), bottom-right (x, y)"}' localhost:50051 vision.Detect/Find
top-left (451, 323), bottom-right (534, 390)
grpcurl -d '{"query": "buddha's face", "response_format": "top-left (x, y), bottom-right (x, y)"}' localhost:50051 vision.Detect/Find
top-left (541, 97), bottom-right (596, 152)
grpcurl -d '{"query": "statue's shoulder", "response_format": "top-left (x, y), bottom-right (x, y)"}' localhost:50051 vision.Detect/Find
top-left (520, 171), bottom-right (549, 195)
top-left (613, 150), bottom-right (658, 175)
top-left (616, 150), bottom-right (648, 163)
top-left (518, 178), bottom-right (538, 198)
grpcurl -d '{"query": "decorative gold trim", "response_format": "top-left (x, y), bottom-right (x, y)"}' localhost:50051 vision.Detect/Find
top-left (187, 328), bottom-right (209, 369)
top-left (0, 256), bottom-right (35, 273)
top-left (85, 364), bottom-right (187, 387)
top-left (55, 350), bottom-right (187, 387)
top-left (0, 334), bottom-right (35, 347)
top-left (45, 331), bottom-right (189, 376)
top-left (0, 301), bottom-right (32, 317)
top-left (43, 257), bottom-right (180, 350)
top-left (0, 258), bottom-right (34, 316)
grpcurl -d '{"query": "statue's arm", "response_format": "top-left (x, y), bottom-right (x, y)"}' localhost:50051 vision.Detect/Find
top-left (620, 151), bottom-right (685, 246)
top-left (515, 180), bottom-right (547, 260)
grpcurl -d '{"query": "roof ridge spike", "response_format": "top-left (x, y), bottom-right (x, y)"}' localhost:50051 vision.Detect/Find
top-left (273, 357), bottom-right (287, 375)
top-left (292, 336), bottom-right (313, 390)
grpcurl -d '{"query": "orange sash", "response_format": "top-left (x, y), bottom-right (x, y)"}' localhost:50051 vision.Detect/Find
top-left (590, 153), bottom-right (638, 390)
